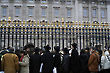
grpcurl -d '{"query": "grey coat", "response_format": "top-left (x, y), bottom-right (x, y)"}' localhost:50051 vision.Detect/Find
top-left (19, 54), bottom-right (30, 73)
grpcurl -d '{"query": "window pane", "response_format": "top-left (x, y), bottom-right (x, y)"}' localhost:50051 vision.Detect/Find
top-left (42, 8), bottom-right (46, 16)
top-left (83, 8), bottom-right (88, 17)
top-left (42, 0), bottom-right (46, 2)
top-left (2, 7), bottom-right (7, 16)
top-left (55, 0), bottom-right (59, 1)
top-left (54, 8), bottom-right (59, 17)
top-left (28, 0), bottom-right (33, 1)
top-left (15, 0), bottom-right (20, 2)
top-left (67, 0), bottom-right (71, 2)
top-left (101, 9), bottom-right (105, 18)
top-left (67, 9), bottom-right (71, 17)
top-left (15, 8), bottom-right (20, 16)
top-left (92, 9), bottom-right (97, 17)
top-left (1, 0), bottom-right (8, 2)
top-left (28, 8), bottom-right (33, 16)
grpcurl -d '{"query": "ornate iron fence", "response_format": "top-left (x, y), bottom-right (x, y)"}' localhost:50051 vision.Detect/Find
top-left (0, 19), bottom-right (110, 51)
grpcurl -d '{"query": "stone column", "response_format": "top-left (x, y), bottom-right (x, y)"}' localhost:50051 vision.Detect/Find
top-left (75, 0), bottom-right (79, 22)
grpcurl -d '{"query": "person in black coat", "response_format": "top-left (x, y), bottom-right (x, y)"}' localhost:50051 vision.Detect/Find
top-left (62, 48), bottom-right (70, 73)
top-left (29, 47), bottom-right (41, 73)
top-left (79, 49), bottom-right (90, 73)
top-left (53, 46), bottom-right (62, 73)
top-left (41, 45), bottom-right (54, 73)
top-left (70, 43), bottom-right (80, 73)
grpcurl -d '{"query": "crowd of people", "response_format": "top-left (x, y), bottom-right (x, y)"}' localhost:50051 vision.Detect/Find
top-left (0, 43), bottom-right (110, 73)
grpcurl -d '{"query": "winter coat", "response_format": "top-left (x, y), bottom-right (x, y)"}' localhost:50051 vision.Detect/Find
top-left (41, 51), bottom-right (54, 73)
top-left (88, 52), bottom-right (100, 72)
top-left (62, 54), bottom-right (70, 73)
top-left (101, 51), bottom-right (110, 69)
top-left (70, 49), bottom-right (80, 73)
top-left (19, 54), bottom-right (29, 73)
top-left (1, 53), bottom-right (19, 73)
top-left (53, 53), bottom-right (62, 73)
top-left (30, 53), bottom-right (41, 73)
top-left (79, 53), bottom-right (89, 73)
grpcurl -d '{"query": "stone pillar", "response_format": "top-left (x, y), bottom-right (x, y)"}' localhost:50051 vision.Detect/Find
top-left (75, 0), bottom-right (79, 22)
top-left (107, 2), bottom-right (110, 24)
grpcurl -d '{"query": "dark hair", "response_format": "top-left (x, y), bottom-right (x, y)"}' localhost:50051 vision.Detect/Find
top-left (54, 46), bottom-right (60, 52)
top-left (63, 47), bottom-right (69, 54)
top-left (44, 45), bottom-right (51, 51)
top-left (20, 50), bottom-right (25, 54)
top-left (71, 43), bottom-right (77, 49)
top-left (23, 43), bottom-right (35, 50)
top-left (34, 47), bottom-right (40, 54)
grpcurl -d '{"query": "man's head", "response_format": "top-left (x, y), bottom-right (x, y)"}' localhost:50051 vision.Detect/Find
top-left (71, 43), bottom-right (77, 49)
top-left (54, 46), bottom-right (60, 52)
top-left (44, 45), bottom-right (51, 51)
top-left (23, 43), bottom-right (35, 54)
top-left (34, 47), bottom-right (40, 54)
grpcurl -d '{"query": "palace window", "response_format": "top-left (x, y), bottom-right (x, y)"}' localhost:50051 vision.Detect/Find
top-left (101, 9), bottom-right (106, 18)
top-left (54, 0), bottom-right (60, 3)
top-left (42, 8), bottom-right (46, 17)
top-left (92, 8), bottom-right (97, 18)
top-left (28, 7), bottom-right (34, 16)
top-left (67, 9), bottom-right (71, 17)
top-left (2, 7), bottom-right (7, 17)
top-left (54, 8), bottom-right (59, 17)
top-left (83, 7), bottom-right (88, 17)
top-left (15, 7), bottom-right (20, 17)
top-left (15, 0), bottom-right (20, 2)
top-left (41, 0), bottom-right (47, 3)
top-left (28, 0), bottom-right (33, 1)
top-left (1, 0), bottom-right (8, 2)
top-left (66, 0), bottom-right (72, 4)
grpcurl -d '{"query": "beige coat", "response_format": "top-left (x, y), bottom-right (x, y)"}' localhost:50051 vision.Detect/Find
top-left (1, 53), bottom-right (19, 73)
top-left (19, 54), bottom-right (29, 73)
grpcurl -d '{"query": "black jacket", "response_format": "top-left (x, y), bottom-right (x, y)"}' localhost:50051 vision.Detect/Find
top-left (79, 53), bottom-right (89, 73)
top-left (54, 53), bottom-right (62, 73)
top-left (70, 49), bottom-right (80, 73)
top-left (62, 54), bottom-right (70, 73)
top-left (41, 51), bottom-right (54, 73)
top-left (30, 53), bottom-right (41, 73)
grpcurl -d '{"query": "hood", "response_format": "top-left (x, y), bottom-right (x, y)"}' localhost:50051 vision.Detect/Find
top-left (105, 51), bottom-right (109, 56)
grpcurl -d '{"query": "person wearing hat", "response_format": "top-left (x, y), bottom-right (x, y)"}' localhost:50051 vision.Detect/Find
top-left (62, 48), bottom-right (70, 73)
top-left (53, 46), bottom-right (62, 73)
top-left (79, 49), bottom-right (90, 73)
top-left (19, 43), bottom-right (34, 73)
top-left (88, 47), bottom-right (100, 73)
top-left (41, 45), bottom-right (54, 73)
top-left (30, 47), bottom-right (41, 73)
top-left (70, 43), bottom-right (80, 73)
